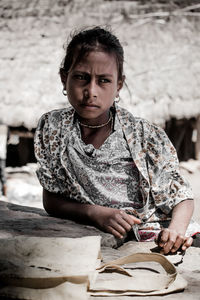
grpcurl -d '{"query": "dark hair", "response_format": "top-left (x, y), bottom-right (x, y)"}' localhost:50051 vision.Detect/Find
top-left (60, 26), bottom-right (124, 81)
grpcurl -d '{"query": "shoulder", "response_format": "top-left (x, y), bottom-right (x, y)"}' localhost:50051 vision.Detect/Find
top-left (116, 105), bottom-right (170, 151)
top-left (116, 105), bottom-right (162, 134)
top-left (34, 106), bottom-right (75, 155)
top-left (36, 106), bottom-right (74, 131)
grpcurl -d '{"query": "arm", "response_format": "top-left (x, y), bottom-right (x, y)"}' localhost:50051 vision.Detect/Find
top-left (144, 123), bottom-right (194, 253)
top-left (43, 189), bottom-right (141, 239)
top-left (157, 199), bottom-right (194, 254)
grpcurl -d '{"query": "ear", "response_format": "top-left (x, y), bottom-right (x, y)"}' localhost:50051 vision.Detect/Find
top-left (60, 68), bottom-right (68, 87)
top-left (116, 75), bottom-right (125, 97)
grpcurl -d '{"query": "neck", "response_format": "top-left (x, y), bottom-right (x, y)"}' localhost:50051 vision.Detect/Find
top-left (80, 115), bottom-right (114, 149)
top-left (78, 111), bottom-right (112, 129)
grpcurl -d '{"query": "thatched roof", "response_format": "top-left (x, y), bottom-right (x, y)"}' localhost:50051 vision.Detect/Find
top-left (1, 0), bottom-right (200, 129)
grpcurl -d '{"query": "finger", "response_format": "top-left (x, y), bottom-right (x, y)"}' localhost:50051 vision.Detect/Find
top-left (182, 236), bottom-right (193, 251)
top-left (158, 229), bottom-right (170, 248)
top-left (116, 215), bottom-right (132, 232)
top-left (109, 219), bottom-right (127, 236)
top-left (128, 214), bottom-right (141, 225)
top-left (155, 231), bottom-right (162, 245)
top-left (170, 235), bottom-right (185, 253)
top-left (162, 232), bottom-right (177, 254)
top-left (118, 211), bottom-right (135, 229)
top-left (107, 225), bottom-right (124, 239)
top-left (119, 211), bottom-right (141, 225)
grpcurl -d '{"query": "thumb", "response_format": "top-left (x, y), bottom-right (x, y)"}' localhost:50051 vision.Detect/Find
top-left (129, 215), bottom-right (141, 224)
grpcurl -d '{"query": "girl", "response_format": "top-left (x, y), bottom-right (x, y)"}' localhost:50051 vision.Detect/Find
top-left (34, 26), bottom-right (196, 254)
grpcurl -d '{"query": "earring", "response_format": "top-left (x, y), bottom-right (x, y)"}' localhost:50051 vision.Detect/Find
top-left (62, 89), bottom-right (67, 96)
top-left (115, 95), bottom-right (120, 103)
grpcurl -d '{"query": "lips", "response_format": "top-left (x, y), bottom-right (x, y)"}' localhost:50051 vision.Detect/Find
top-left (81, 103), bottom-right (99, 109)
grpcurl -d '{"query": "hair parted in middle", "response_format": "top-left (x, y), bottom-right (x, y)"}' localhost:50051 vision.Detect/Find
top-left (59, 26), bottom-right (124, 83)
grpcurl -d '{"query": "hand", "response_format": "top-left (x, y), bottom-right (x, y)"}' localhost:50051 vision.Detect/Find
top-left (90, 206), bottom-right (141, 239)
top-left (156, 228), bottom-right (193, 254)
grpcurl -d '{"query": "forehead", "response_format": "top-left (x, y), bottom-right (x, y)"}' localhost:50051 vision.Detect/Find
top-left (73, 51), bottom-right (118, 75)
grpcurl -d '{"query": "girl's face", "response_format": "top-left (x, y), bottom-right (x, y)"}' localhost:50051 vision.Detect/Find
top-left (65, 50), bottom-right (123, 124)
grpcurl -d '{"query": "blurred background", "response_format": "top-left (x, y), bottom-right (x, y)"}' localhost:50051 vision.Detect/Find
top-left (0, 0), bottom-right (200, 218)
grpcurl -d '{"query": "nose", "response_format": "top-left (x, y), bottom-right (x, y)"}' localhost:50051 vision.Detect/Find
top-left (84, 79), bottom-right (97, 99)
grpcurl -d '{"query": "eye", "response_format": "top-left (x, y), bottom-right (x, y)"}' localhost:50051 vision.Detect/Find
top-left (99, 78), bottom-right (111, 83)
top-left (74, 74), bottom-right (85, 80)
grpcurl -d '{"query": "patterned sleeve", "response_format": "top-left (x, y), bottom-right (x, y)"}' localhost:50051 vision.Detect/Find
top-left (34, 113), bottom-right (63, 194)
top-left (146, 123), bottom-right (193, 214)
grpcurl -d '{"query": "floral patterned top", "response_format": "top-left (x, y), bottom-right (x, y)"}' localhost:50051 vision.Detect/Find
top-left (65, 113), bottom-right (143, 209)
top-left (34, 105), bottom-right (196, 241)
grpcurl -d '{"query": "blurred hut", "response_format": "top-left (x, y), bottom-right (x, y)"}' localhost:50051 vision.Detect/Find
top-left (0, 0), bottom-right (200, 165)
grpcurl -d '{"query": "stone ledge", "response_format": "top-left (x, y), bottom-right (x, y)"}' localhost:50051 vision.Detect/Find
top-left (0, 200), bottom-right (118, 248)
top-left (1, 200), bottom-right (200, 299)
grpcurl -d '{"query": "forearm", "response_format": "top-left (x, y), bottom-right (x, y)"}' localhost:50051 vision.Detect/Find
top-left (43, 188), bottom-right (141, 239)
top-left (43, 188), bottom-right (95, 223)
top-left (157, 199), bottom-right (194, 254)
top-left (168, 199), bottom-right (194, 235)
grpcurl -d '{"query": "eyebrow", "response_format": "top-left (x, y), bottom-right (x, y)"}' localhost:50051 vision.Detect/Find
top-left (98, 74), bottom-right (113, 77)
top-left (72, 70), bottom-right (114, 77)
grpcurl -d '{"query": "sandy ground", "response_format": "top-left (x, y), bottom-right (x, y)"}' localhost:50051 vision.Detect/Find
top-left (2, 160), bottom-right (200, 223)
top-left (3, 163), bottom-right (43, 209)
